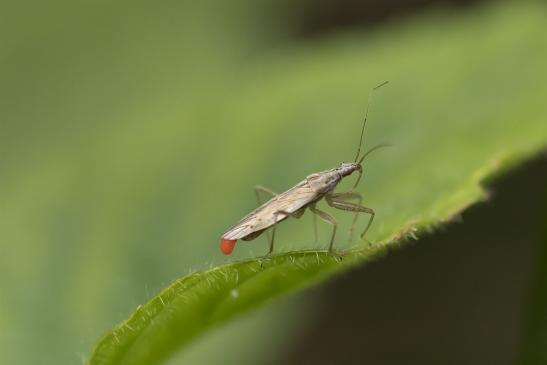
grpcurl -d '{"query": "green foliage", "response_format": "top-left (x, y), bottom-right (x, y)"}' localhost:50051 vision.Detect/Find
top-left (90, 251), bottom-right (374, 365)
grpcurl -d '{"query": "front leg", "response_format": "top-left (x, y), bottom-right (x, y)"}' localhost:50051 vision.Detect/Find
top-left (327, 192), bottom-right (363, 243)
top-left (325, 195), bottom-right (375, 243)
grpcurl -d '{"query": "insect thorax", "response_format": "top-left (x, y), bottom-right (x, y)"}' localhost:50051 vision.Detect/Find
top-left (306, 170), bottom-right (342, 193)
top-left (306, 163), bottom-right (361, 193)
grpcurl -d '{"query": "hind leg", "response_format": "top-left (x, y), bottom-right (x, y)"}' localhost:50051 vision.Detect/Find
top-left (267, 208), bottom-right (305, 256)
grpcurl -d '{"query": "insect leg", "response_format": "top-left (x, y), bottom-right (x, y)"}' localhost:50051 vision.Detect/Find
top-left (326, 198), bottom-right (375, 242)
top-left (255, 185), bottom-right (278, 242)
top-left (255, 185), bottom-right (277, 204)
top-left (268, 208), bottom-right (305, 256)
top-left (327, 192), bottom-right (362, 244)
top-left (328, 192), bottom-right (362, 200)
top-left (309, 204), bottom-right (337, 252)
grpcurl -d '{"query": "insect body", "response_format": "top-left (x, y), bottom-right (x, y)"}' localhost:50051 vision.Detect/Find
top-left (220, 82), bottom-right (389, 256)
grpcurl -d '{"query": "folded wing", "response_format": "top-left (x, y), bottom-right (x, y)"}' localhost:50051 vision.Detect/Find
top-left (221, 179), bottom-right (318, 240)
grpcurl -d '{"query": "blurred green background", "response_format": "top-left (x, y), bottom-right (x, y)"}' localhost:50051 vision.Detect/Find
top-left (1, 0), bottom-right (547, 364)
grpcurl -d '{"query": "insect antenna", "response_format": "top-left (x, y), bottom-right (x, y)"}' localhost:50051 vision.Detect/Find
top-left (351, 142), bottom-right (391, 189)
top-left (353, 80), bottom-right (389, 162)
top-left (358, 142), bottom-right (392, 164)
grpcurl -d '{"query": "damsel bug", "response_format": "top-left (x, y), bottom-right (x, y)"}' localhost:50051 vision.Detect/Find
top-left (220, 82), bottom-right (390, 256)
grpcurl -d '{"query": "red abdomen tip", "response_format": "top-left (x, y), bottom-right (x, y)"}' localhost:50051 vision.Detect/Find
top-left (220, 239), bottom-right (237, 255)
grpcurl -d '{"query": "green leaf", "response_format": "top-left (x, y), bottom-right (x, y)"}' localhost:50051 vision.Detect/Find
top-left (89, 2), bottom-right (547, 365)
top-left (90, 251), bottom-right (377, 365)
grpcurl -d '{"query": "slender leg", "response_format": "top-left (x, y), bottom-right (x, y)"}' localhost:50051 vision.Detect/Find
top-left (309, 204), bottom-right (337, 252)
top-left (267, 208), bottom-right (305, 257)
top-left (255, 185), bottom-right (277, 242)
top-left (326, 198), bottom-right (375, 242)
top-left (328, 192), bottom-right (362, 199)
top-left (327, 192), bottom-right (363, 243)
top-left (255, 185), bottom-right (277, 205)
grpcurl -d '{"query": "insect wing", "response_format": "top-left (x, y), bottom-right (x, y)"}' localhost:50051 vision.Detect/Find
top-left (222, 180), bottom-right (317, 240)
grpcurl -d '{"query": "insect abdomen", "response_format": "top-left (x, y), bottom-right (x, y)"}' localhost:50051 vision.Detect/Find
top-left (241, 228), bottom-right (267, 241)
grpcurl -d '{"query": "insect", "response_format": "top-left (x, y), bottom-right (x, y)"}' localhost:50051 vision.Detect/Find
top-left (220, 81), bottom-right (390, 256)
